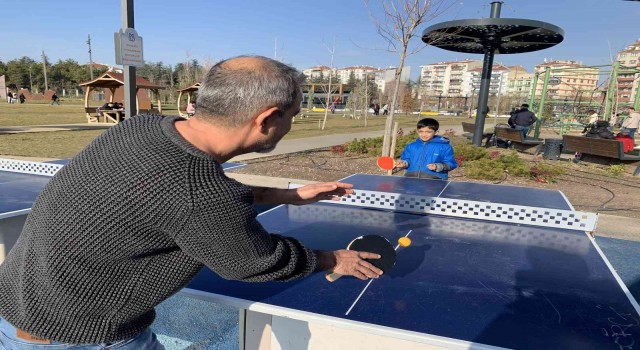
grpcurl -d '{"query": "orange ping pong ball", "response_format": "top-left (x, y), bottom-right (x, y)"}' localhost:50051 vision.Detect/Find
top-left (398, 237), bottom-right (411, 247)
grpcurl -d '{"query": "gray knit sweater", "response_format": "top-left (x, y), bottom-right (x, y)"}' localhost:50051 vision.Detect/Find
top-left (0, 115), bottom-right (317, 343)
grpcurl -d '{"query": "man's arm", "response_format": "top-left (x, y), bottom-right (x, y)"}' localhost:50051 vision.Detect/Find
top-left (251, 182), bottom-right (354, 205)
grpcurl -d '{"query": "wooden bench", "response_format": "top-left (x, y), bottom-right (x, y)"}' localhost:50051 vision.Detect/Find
top-left (84, 107), bottom-right (102, 123)
top-left (563, 135), bottom-right (640, 163)
top-left (461, 122), bottom-right (493, 147)
top-left (494, 126), bottom-right (544, 154)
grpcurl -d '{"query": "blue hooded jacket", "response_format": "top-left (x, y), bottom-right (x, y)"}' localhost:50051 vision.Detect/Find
top-left (400, 135), bottom-right (457, 180)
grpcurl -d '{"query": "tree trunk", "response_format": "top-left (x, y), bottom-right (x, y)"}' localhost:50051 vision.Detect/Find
top-left (382, 46), bottom-right (408, 156)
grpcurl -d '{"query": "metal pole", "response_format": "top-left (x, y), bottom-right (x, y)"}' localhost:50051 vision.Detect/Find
top-left (473, 42), bottom-right (496, 146)
top-left (41, 50), bottom-right (48, 92)
top-left (533, 67), bottom-right (551, 139)
top-left (634, 74), bottom-right (640, 110)
top-left (528, 73), bottom-right (539, 108)
top-left (489, 1), bottom-right (503, 18)
top-left (364, 72), bottom-right (368, 127)
top-left (122, 0), bottom-right (137, 119)
top-left (87, 35), bottom-right (94, 80)
top-left (472, 2), bottom-right (501, 146)
top-left (604, 61), bottom-right (619, 119)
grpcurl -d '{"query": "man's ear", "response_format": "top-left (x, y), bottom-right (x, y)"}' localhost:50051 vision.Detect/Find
top-left (253, 106), bottom-right (281, 132)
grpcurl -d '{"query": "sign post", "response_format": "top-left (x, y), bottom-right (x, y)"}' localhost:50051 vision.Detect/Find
top-left (116, 0), bottom-right (142, 119)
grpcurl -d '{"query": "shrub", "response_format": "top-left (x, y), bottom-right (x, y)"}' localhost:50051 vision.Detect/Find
top-left (330, 144), bottom-right (345, 154)
top-left (529, 162), bottom-right (566, 183)
top-left (464, 158), bottom-right (505, 181)
top-left (345, 131), bottom-right (417, 156)
top-left (605, 164), bottom-right (626, 177)
top-left (453, 144), bottom-right (488, 162)
top-left (345, 138), bottom-right (369, 154)
top-left (500, 152), bottom-right (530, 177)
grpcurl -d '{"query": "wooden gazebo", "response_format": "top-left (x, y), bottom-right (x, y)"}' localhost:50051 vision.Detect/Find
top-left (176, 82), bottom-right (200, 117)
top-left (79, 72), bottom-right (165, 123)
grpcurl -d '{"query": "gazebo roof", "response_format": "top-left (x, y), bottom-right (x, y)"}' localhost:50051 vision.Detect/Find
top-left (79, 72), bottom-right (165, 90)
top-left (177, 82), bottom-right (201, 93)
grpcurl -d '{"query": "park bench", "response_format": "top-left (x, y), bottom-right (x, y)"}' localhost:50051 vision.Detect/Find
top-left (562, 135), bottom-right (640, 164)
top-left (84, 107), bottom-right (102, 123)
top-left (461, 122), bottom-right (493, 147)
top-left (494, 126), bottom-right (544, 154)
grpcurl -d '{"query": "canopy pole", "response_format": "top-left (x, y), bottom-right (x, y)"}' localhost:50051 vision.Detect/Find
top-left (121, 0), bottom-right (137, 119)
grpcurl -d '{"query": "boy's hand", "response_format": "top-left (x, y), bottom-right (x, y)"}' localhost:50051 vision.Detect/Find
top-left (394, 160), bottom-right (408, 169)
top-left (427, 163), bottom-right (437, 171)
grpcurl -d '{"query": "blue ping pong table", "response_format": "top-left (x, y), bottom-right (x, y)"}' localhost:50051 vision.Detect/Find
top-left (0, 159), bottom-right (245, 263)
top-left (184, 174), bottom-right (640, 350)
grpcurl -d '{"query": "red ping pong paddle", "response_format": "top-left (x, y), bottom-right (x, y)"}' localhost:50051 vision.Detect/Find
top-left (326, 235), bottom-right (397, 282)
top-left (376, 156), bottom-right (395, 171)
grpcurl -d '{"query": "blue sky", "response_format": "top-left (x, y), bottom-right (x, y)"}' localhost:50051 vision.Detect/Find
top-left (1, 0), bottom-right (639, 79)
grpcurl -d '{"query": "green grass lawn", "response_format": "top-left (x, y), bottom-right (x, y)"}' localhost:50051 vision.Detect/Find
top-left (0, 103), bottom-right (480, 159)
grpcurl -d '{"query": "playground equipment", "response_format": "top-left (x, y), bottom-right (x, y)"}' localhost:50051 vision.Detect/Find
top-left (422, 1), bottom-right (563, 146)
top-left (176, 83), bottom-right (200, 118)
top-left (529, 62), bottom-right (640, 138)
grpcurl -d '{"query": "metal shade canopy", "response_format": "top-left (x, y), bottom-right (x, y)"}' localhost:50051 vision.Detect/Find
top-left (422, 18), bottom-right (564, 54)
top-left (418, 2), bottom-right (565, 147)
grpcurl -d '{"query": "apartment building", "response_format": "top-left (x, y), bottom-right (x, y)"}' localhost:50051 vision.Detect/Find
top-left (336, 66), bottom-right (383, 83)
top-left (336, 65), bottom-right (387, 92)
top-left (302, 66), bottom-right (335, 80)
top-left (505, 66), bottom-right (533, 101)
top-left (468, 64), bottom-right (511, 97)
top-left (615, 39), bottom-right (640, 104)
top-left (419, 60), bottom-right (482, 98)
top-left (533, 60), bottom-right (599, 101)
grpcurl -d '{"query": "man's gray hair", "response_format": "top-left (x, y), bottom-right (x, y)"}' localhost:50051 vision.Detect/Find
top-left (196, 55), bottom-right (302, 127)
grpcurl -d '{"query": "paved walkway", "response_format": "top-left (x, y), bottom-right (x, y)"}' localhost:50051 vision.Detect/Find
top-left (0, 123), bottom-right (112, 134)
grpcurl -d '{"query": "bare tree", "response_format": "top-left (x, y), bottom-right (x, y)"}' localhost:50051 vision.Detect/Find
top-left (365, 0), bottom-right (457, 156)
top-left (321, 39), bottom-right (337, 130)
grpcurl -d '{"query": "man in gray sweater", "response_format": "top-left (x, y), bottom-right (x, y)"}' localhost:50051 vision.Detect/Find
top-left (0, 56), bottom-right (383, 349)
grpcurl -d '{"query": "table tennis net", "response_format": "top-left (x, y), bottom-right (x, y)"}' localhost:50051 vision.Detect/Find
top-left (287, 204), bottom-right (591, 254)
top-left (318, 189), bottom-right (597, 232)
top-left (0, 158), bottom-right (62, 177)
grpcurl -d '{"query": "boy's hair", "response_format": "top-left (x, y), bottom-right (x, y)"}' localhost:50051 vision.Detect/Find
top-left (417, 118), bottom-right (439, 131)
top-left (521, 103), bottom-right (529, 108)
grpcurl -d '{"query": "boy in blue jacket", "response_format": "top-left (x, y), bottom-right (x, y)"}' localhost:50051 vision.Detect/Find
top-left (394, 118), bottom-right (457, 180)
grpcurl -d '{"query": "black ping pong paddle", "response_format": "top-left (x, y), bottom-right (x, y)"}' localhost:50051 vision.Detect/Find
top-left (326, 234), bottom-right (397, 282)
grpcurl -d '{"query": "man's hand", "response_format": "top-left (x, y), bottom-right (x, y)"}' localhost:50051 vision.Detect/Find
top-left (427, 163), bottom-right (437, 171)
top-left (315, 250), bottom-right (383, 280)
top-left (290, 182), bottom-right (354, 205)
top-left (251, 182), bottom-right (353, 205)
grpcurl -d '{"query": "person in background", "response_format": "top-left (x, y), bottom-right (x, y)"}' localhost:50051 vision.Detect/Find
top-left (394, 118), bottom-right (457, 180)
top-left (508, 104), bottom-right (537, 138)
top-left (609, 113), bottom-right (619, 132)
top-left (51, 92), bottom-right (60, 105)
top-left (587, 110), bottom-right (598, 125)
top-left (186, 101), bottom-right (196, 117)
top-left (622, 107), bottom-right (640, 142)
